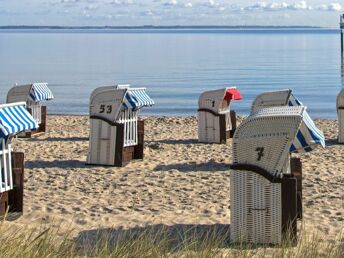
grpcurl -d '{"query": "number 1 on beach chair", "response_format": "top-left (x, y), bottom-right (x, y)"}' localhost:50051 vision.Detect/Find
top-left (198, 87), bottom-right (242, 143)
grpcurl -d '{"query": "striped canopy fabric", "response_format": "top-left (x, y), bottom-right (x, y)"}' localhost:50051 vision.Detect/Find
top-left (290, 109), bottom-right (325, 153)
top-left (122, 88), bottom-right (154, 111)
top-left (288, 94), bottom-right (303, 107)
top-left (0, 103), bottom-right (38, 140)
top-left (29, 83), bottom-right (54, 102)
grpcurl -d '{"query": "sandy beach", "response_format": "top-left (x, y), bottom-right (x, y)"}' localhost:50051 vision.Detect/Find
top-left (6, 115), bottom-right (344, 239)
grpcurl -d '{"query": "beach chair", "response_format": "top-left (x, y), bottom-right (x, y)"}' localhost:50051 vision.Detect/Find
top-left (337, 89), bottom-right (344, 143)
top-left (198, 87), bottom-right (242, 143)
top-left (87, 85), bottom-right (154, 167)
top-left (0, 102), bottom-right (38, 217)
top-left (7, 83), bottom-right (54, 138)
top-left (251, 89), bottom-right (302, 114)
top-left (230, 106), bottom-right (325, 244)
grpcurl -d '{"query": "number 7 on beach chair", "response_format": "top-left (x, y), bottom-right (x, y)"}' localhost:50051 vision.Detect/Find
top-left (7, 83), bottom-right (54, 138)
top-left (0, 102), bottom-right (38, 217)
top-left (230, 104), bottom-right (325, 244)
top-left (87, 85), bottom-right (154, 167)
top-left (198, 87), bottom-right (242, 143)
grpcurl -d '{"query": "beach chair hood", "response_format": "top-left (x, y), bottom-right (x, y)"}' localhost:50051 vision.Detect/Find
top-left (233, 106), bottom-right (325, 177)
top-left (7, 83), bottom-right (54, 104)
top-left (89, 85), bottom-right (154, 124)
top-left (0, 102), bottom-right (38, 142)
top-left (251, 89), bottom-right (302, 114)
top-left (198, 87), bottom-right (242, 114)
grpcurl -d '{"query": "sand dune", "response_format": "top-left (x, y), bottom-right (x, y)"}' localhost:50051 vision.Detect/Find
top-left (6, 115), bottom-right (344, 238)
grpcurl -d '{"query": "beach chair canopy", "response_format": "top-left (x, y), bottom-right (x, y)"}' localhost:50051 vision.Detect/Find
top-left (233, 106), bottom-right (325, 177)
top-left (90, 85), bottom-right (154, 124)
top-left (0, 102), bottom-right (38, 141)
top-left (198, 87), bottom-right (242, 114)
top-left (251, 89), bottom-right (302, 114)
top-left (122, 88), bottom-right (155, 111)
top-left (7, 83), bottom-right (54, 104)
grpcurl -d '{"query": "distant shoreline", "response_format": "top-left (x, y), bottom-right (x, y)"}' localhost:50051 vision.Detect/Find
top-left (0, 25), bottom-right (329, 30)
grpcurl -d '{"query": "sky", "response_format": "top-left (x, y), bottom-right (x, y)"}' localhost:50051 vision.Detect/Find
top-left (0, 0), bottom-right (343, 27)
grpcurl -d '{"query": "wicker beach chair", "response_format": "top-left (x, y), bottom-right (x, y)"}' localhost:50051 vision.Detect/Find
top-left (230, 106), bottom-right (325, 244)
top-left (87, 85), bottom-right (154, 167)
top-left (0, 102), bottom-right (38, 216)
top-left (251, 89), bottom-right (302, 114)
top-left (337, 89), bottom-right (344, 143)
top-left (7, 83), bottom-right (54, 137)
top-left (198, 87), bottom-right (242, 143)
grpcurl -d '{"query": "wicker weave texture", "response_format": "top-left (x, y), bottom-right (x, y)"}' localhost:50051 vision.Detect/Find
top-left (233, 107), bottom-right (303, 176)
top-left (230, 170), bottom-right (282, 244)
top-left (251, 89), bottom-right (291, 114)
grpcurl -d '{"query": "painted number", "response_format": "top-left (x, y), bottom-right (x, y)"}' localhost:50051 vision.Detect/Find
top-left (99, 105), bottom-right (112, 114)
top-left (256, 147), bottom-right (265, 161)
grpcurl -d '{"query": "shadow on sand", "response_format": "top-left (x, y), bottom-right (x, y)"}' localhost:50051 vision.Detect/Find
top-left (75, 223), bottom-right (231, 254)
top-left (154, 161), bottom-right (230, 172)
top-left (25, 159), bottom-right (86, 169)
top-left (26, 137), bottom-right (89, 142)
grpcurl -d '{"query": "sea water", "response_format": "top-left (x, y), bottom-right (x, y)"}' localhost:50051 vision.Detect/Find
top-left (0, 28), bottom-right (342, 118)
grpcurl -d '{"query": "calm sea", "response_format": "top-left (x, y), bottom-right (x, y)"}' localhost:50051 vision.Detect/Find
top-left (0, 28), bottom-right (342, 118)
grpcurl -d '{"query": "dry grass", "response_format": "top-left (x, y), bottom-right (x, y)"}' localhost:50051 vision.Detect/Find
top-left (0, 219), bottom-right (342, 258)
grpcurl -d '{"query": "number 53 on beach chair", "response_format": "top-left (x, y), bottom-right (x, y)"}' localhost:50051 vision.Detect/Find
top-left (87, 85), bottom-right (154, 167)
top-left (0, 102), bottom-right (38, 217)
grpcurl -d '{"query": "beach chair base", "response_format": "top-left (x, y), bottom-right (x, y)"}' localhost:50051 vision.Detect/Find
top-left (114, 120), bottom-right (145, 167)
top-left (0, 152), bottom-right (24, 218)
top-left (198, 110), bottom-right (237, 144)
top-left (230, 161), bottom-right (300, 245)
top-left (19, 106), bottom-right (47, 138)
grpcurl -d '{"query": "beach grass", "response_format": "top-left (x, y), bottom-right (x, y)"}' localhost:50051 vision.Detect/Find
top-left (0, 218), bottom-right (342, 258)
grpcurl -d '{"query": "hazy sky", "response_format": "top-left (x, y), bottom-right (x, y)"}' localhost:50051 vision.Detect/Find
top-left (0, 0), bottom-right (343, 27)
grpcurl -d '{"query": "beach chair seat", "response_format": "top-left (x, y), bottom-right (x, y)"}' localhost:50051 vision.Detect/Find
top-left (198, 87), bottom-right (242, 143)
top-left (7, 83), bottom-right (53, 138)
top-left (230, 106), bottom-right (324, 244)
top-left (0, 102), bottom-right (37, 217)
top-left (87, 85), bottom-right (154, 167)
top-left (337, 89), bottom-right (344, 143)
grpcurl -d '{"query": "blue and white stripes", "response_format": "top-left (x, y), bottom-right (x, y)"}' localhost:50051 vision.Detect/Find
top-left (123, 88), bottom-right (154, 111)
top-left (290, 112), bottom-right (325, 153)
top-left (0, 103), bottom-right (38, 140)
top-left (288, 94), bottom-right (303, 107)
top-left (29, 83), bottom-right (54, 102)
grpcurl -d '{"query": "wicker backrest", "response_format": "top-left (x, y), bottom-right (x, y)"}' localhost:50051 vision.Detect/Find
top-left (251, 89), bottom-right (292, 113)
top-left (337, 88), bottom-right (344, 109)
top-left (233, 106), bottom-right (304, 177)
top-left (89, 86), bottom-right (127, 123)
top-left (198, 88), bottom-right (228, 114)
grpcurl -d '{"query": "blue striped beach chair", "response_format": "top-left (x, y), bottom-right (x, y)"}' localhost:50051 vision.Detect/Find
top-left (337, 89), bottom-right (344, 143)
top-left (87, 85), bottom-right (154, 167)
top-left (7, 83), bottom-right (54, 137)
top-left (0, 102), bottom-right (38, 216)
top-left (230, 104), bottom-right (325, 244)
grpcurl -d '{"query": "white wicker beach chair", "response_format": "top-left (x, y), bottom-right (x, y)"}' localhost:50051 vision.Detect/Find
top-left (230, 106), bottom-right (325, 244)
top-left (251, 89), bottom-right (302, 114)
top-left (337, 89), bottom-right (344, 143)
top-left (198, 87), bottom-right (242, 143)
top-left (87, 84), bottom-right (154, 167)
top-left (7, 83), bottom-right (54, 137)
top-left (0, 102), bottom-right (38, 216)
